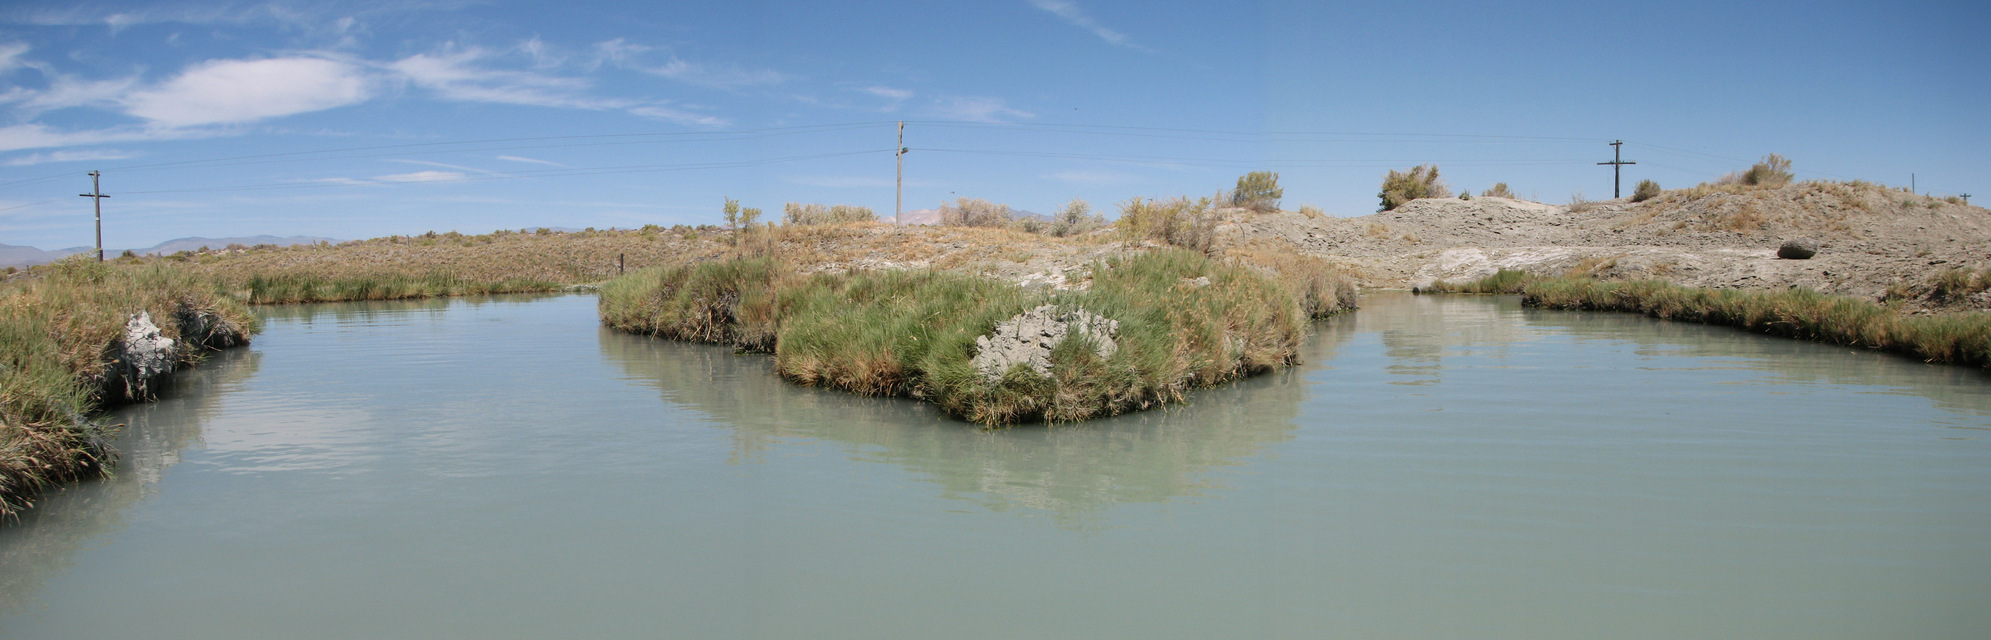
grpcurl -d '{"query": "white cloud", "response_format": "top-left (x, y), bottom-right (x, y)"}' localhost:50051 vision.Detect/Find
top-left (626, 105), bottom-right (729, 128)
top-left (1026, 0), bottom-right (1149, 52)
top-left (4, 148), bottom-right (140, 166)
top-left (385, 158), bottom-right (500, 175)
top-left (0, 42), bottom-right (28, 74)
top-left (390, 47), bottom-right (622, 110)
top-left (122, 57), bottom-right (373, 126)
top-left (496, 155), bottom-right (563, 167)
top-left (12, 75), bottom-right (140, 114)
top-left (376, 170), bottom-right (466, 183)
top-left (933, 96), bottom-right (1033, 123)
top-left (593, 38), bottom-right (784, 89)
top-left (862, 86), bottom-right (913, 100)
top-left (0, 123), bottom-right (219, 153)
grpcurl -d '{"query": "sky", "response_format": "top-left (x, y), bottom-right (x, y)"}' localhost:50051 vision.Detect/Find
top-left (0, 0), bottom-right (1985, 250)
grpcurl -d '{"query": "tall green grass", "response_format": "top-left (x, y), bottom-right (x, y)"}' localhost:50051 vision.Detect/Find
top-left (601, 249), bottom-right (1344, 425)
top-left (1, 259), bottom-right (258, 518)
top-left (1423, 270), bottom-right (1991, 367)
top-left (233, 272), bottom-right (564, 304)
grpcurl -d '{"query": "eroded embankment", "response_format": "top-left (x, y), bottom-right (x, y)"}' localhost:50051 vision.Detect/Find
top-left (1, 260), bottom-right (258, 519)
top-left (600, 249), bottom-right (1356, 425)
top-left (1420, 270), bottom-right (1991, 368)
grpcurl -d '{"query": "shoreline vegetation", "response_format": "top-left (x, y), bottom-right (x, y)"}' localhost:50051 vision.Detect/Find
top-left (1, 260), bottom-right (257, 518)
top-left (600, 248), bottom-right (1357, 425)
top-left (1417, 270), bottom-right (1991, 367)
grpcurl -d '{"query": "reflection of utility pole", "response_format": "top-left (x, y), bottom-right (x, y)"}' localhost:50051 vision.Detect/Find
top-left (78, 170), bottom-right (110, 261)
top-left (1597, 140), bottom-right (1635, 199)
top-left (895, 121), bottom-right (907, 226)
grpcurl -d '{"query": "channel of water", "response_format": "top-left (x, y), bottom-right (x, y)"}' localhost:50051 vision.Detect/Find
top-left (2, 292), bottom-right (1986, 638)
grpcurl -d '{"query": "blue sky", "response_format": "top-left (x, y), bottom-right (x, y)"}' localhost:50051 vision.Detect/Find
top-left (1, 0), bottom-right (1985, 250)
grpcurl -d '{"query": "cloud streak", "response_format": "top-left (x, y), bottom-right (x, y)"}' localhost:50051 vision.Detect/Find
top-left (1026, 0), bottom-right (1150, 52)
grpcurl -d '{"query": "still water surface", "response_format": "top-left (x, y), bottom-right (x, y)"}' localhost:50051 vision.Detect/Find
top-left (2, 292), bottom-right (1987, 638)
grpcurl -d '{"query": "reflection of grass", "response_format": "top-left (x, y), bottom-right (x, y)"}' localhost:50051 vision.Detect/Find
top-left (1423, 271), bottom-right (1991, 367)
top-left (602, 249), bottom-right (1353, 424)
top-left (1, 259), bottom-right (257, 518)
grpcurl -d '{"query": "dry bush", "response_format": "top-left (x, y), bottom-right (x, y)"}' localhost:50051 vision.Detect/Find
top-left (1632, 179), bottom-right (1661, 203)
top-left (1378, 165), bottom-right (1451, 211)
top-left (783, 203), bottom-right (877, 225)
top-left (1117, 195), bottom-right (1220, 253)
top-left (1568, 192), bottom-right (1598, 213)
top-left (938, 197), bottom-right (1014, 228)
top-left (1049, 198), bottom-right (1107, 237)
top-left (1481, 182), bottom-right (1517, 199)
top-left (1298, 205), bottom-right (1324, 219)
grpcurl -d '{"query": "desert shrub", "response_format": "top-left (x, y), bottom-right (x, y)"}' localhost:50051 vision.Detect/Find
top-left (938, 197), bottom-right (1014, 228)
top-left (1460, 190), bottom-right (1472, 200)
top-left (1378, 165), bottom-right (1451, 211)
top-left (1568, 192), bottom-right (1597, 213)
top-left (1117, 195), bottom-right (1220, 253)
top-left (1229, 171), bottom-right (1283, 212)
top-left (1716, 154), bottom-right (1795, 188)
top-left (1632, 179), bottom-right (1661, 203)
top-left (1047, 198), bottom-right (1107, 237)
top-left (1481, 183), bottom-right (1516, 199)
top-left (1298, 205), bottom-right (1324, 218)
top-left (783, 203), bottom-right (877, 226)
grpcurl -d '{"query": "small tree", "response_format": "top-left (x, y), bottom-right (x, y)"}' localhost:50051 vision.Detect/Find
top-left (1230, 171), bottom-right (1283, 212)
top-left (722, 197), bottom-right (741, 237)
top-left (1378, 165), bottom-right (1451, 211)
top-left (1631, 179), bottom-right (1661, 202)
top-left (1482, 182), bottom-right (1516, 199)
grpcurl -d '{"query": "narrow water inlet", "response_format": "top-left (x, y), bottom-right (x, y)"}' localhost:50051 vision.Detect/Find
top-left (1, 292), bottom-right (1986, 639)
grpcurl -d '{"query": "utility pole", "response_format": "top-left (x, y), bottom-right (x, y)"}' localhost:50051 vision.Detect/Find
top-left (1961, 193), bottom-right (1972, 205)
top-left (1597, 140), bottom-right (1635, 199)
top-left (895, 121), bottom-right (906, 226)
top-left (78, 170), bottom-right (109, 261)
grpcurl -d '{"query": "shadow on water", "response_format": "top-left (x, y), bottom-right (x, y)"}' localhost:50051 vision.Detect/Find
top-left (0, 346), bottom-right (261, 608)
top-left (597, 316), bottom-right (1359, 528)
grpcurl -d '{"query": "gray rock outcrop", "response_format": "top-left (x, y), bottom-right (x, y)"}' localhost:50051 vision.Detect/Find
top-left (109, 311), bottom-right (177, 400)
top-left (1777, 238), bottom-right (1819, 259)
top-left (972, 305), bottom-right (1119, 380)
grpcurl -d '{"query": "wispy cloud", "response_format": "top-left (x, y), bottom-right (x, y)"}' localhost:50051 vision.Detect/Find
top-left (4, 148), bottom-right (140, 166)
top-left (592, 38), bottom-right (785, 89)
top-left (933, 96), bottom-right (1033, 123)
top-left (1043, 170), bottom-right (1138, 184)
top-left (376, 170), bottom-right (466, 183)
top-left (626, 104), bottom-right (729, 128)
top-left (385, 158), bottom-right (502, 175)
top-left (390, 47), bottom-right (620, 110)
top-left (0, 42), bottom-right (29, 74)
top-left (496, 154), bottom-right (563, 167)
top-left (862, 86), bottom-right (913, 101)
top-left (0, 123), bottom-right (221, 153)
top-left (123, 57), bottom-right (374, 126)
top-left (1026, 0), bottom-right (1150, 52)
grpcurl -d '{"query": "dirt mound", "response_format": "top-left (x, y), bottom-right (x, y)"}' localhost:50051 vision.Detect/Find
top-left (1223, 183), bottom-right (1991, 308)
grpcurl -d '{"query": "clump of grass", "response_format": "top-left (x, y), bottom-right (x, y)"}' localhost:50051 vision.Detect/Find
top-left (1117, 195), bottom-right (1220, 253)
top-left (1, 258), bottom-right (258, 518)
top-left (783, 203), bottom-right (877, 226)
top-left (1229, 171), bottom-right (1283, 212)
top-left (1378, 164), bottom-right (1451, 211)
top-left (1430, 271), bottom-right (1991, 368)
top-left (234, 272), bottom-right (563, 304)
top-left (1632, 179), bottom-right (1661, 203)
top-left (1416, 269), bottom-right (1534, 294)
top-left (1568, 192), bottom-right (1598, 213)
top-left (600, 249), bottom-right (1341, 425)
top-left (1481, 182), bottom-right (1517, 199)
top-left (939, 197), bottom-right (1015, 228)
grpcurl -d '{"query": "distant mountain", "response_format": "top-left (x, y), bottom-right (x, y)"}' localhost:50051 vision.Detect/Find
top-left (1, 235), bottom-right (339, 268)
top-left (139, 235), bottom-right (338, 255)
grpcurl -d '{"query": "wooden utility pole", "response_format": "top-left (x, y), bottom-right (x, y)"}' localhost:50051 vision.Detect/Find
top-left (895, 121), bottom-right (906, 226)
top-left (78, 170), bottom-right (109, 261)
top-left (1598, 140), bottom-right (1635, 199)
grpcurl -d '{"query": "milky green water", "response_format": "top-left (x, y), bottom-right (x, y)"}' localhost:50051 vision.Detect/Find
top-left (2, 292), bottom-right (1987, 639)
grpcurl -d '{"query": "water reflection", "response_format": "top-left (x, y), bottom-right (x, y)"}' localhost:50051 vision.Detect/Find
top-left (0, 347), bottom-right (260, 606)
top-left (598, 320), bottom-right (1356, 526)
